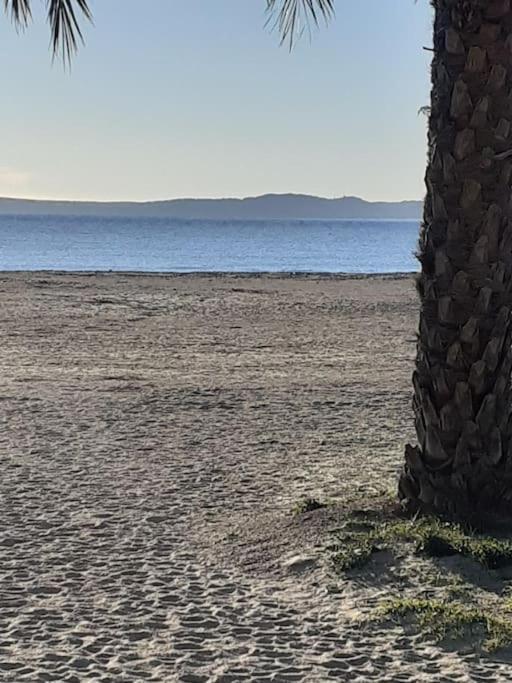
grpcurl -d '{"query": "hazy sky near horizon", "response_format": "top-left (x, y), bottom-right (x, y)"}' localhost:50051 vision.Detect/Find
top-left (1, 1), bottom-right (432, 202)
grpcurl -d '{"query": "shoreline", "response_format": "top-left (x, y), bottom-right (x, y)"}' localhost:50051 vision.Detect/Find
top-left (0, 270), bottom-right (416, 280)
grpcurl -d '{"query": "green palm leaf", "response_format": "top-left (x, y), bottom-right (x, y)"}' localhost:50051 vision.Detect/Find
top-left (266, 0), bottom-right (335, 47)
top-left (4, 0), bottom-right (92, 62)
top-left (3, 0), bottom-right (31, 26)
top-left (47, 0), bottom-right (92, 63)
top-left (4, 1), bottom-right (334, 61)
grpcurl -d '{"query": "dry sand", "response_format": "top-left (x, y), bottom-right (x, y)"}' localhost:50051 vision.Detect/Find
top-left (0, 272), bottom-right (511, 681)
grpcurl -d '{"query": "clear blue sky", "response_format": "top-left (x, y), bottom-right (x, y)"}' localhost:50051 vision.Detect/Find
top-left (1, 0), bottom-right (432, 202)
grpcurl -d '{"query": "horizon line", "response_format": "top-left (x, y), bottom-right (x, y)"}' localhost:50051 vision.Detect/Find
top-left (0, 193), bottom-right (423, 205)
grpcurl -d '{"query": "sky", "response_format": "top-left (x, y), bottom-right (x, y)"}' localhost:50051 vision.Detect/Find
top-left (1, 0), bottom-right (433, 202)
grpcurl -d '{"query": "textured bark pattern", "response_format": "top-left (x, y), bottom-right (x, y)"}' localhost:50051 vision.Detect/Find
top-left (399, 0), bottom-right (512, 521)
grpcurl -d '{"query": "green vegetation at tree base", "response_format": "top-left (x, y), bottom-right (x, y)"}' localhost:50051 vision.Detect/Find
top-left (327, 510), bottom-right (512, 652)
top-left (330, 515), bottom-right (512, 572)
top-left (379, 598), bottom-right (512, 653)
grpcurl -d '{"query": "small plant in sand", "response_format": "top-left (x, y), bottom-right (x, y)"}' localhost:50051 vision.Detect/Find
top-left (379, 598), bottom-right (512, 653)
top-left (330, 534), bottom-right (380, 571)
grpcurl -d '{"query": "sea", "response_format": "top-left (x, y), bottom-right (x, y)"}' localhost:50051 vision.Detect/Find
top-left (0, 214), bottom-right (420, 273)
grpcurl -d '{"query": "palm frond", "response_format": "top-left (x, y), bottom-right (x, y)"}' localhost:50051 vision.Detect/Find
top-left (3, 0), bottom-right (32, 27)
top-left (266, 0), bottom-right (334, 48)
top-left (47, 0), bottom-right (92, 64)
top-left (5, 0), bottom-right (333, 61)
top-left (4, 0), bottom-right (92, 62)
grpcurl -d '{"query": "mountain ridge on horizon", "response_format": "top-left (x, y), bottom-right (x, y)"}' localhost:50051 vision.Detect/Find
top-left (0, 193), bottom-right (423, 220)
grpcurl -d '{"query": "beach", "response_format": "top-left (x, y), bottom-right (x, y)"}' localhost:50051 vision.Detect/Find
top-left (1, 272), bottom-right (510, 681)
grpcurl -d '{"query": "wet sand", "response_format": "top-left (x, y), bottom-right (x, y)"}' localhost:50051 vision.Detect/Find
top-left (1, 272), bottom-right (510, 681)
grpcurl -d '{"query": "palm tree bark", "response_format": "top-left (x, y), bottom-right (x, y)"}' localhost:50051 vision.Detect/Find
top-left (399, 0), bottom-right (512, 522)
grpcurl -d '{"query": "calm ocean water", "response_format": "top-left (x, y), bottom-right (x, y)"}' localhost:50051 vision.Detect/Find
top-left (0, 214), bottom-right (420, 273)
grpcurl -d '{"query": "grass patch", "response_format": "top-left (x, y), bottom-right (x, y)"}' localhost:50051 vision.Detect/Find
top-left (389, 518), bottom-right (512, 569)
top-left (326, 507), bottom-right (512, 654)
top-left (331, 535), bottom-right (380, 571)
top-left (380, 597), bottom-right (512, 652)
top-left (329, 514), bottom-right (512, 572)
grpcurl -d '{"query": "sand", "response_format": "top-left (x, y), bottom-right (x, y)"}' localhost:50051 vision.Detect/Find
top-left (0, 272), bottom-right (511, 682)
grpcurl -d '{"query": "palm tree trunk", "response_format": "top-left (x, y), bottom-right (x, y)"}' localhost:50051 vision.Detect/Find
top-left (399, 0), bottom-right (512, 522)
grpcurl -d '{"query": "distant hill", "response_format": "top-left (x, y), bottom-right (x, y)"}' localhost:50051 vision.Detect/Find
top-left (0, 194), bottom-right (422, 220)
